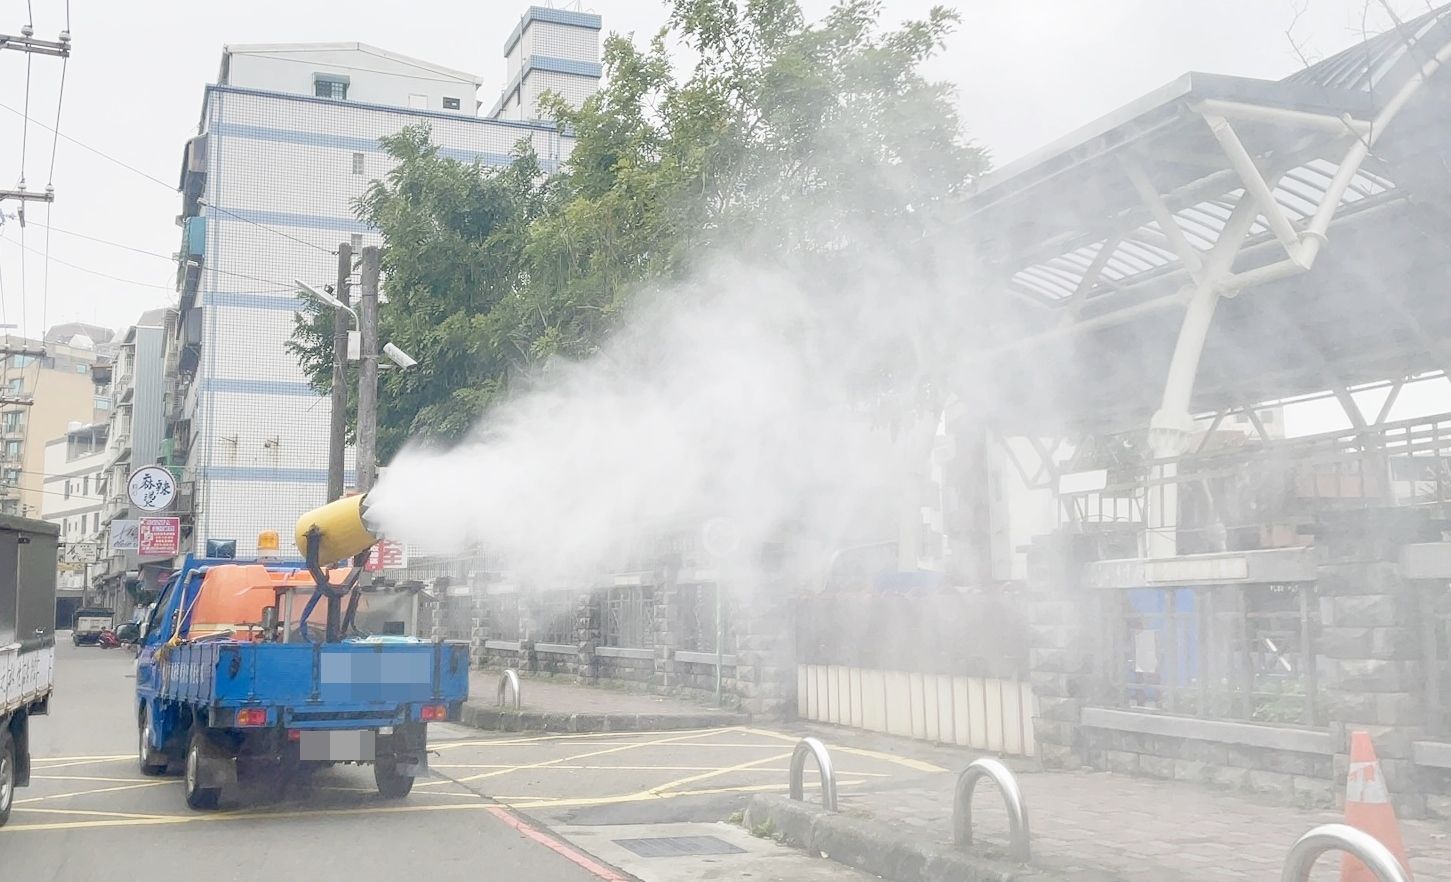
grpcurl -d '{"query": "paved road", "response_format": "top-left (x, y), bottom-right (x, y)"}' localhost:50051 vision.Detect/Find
top-left (7, 638), bottom-right (916, 881)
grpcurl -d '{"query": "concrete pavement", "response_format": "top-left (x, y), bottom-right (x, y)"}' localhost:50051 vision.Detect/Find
top-left (6, 638), bottom-right (890, 882)
top-left (464, 669), bottom-right (744, 733)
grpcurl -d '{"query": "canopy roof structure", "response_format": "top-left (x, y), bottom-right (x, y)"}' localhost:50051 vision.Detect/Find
top-left (965, 4), bottom-right (1451, 437)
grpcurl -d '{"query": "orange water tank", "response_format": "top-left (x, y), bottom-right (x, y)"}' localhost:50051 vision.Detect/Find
top-left (186, 565), bottom-right (358, 638)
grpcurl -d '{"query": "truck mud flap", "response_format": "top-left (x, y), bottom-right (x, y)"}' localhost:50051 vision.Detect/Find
top-left (196, 737), bottom-right (237, 789)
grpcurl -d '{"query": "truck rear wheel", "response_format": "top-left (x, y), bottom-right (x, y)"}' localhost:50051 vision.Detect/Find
top-left (184, 731), bottom-right (222, 810)
top-left (0, 728), bottom-right (15, 827)
top-left (373, 755), bottom-right (414, 799)
top-left (138, 708), bottom-right (168, 776)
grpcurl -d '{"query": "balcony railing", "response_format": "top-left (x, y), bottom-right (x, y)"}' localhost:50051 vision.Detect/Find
top-left (1057, 412), bottom-right (1451, 560)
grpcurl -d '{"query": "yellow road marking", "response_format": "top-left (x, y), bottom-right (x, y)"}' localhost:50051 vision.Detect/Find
top-left (645, 752), bottom-right (793, 795)
top-left (445, 728), bottom-right (732, 785)
top-left (740, 727), bottom-right (948, 773)
top-left (31, 775), bottom-right (155, 783)
top-left (13, 806), bottom-right (172, 820)
top-left (432, 728), bottom-right (731, 750)
top-left (500, 777), bottom-right (869, 810)
top-left (28, 757), bottom-right (133, 770)
top-left (0, 779), bottom-right (873, 833)
top-left (315, 786), bottom-right (478, 800)
top-left (429, 763), bottom-right (889, 776)
top-left (16, 780), bottom-right (173, 804)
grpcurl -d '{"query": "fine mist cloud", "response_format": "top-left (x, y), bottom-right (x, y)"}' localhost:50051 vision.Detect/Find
top-left (365, 235), bottom-right (998, 590)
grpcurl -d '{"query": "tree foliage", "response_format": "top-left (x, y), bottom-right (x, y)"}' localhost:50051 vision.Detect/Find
top-left (290, 0), bottom-right (987, 461)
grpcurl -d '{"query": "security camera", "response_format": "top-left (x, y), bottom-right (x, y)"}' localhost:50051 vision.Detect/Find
top-left (382, 342), bottom-right (418, 369)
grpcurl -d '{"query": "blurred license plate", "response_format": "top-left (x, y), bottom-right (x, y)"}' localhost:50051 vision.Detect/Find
top-left (299, 730), bottom-right (376, 762)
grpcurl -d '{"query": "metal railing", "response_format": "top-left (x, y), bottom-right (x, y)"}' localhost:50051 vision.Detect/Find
top-left (788, 737), bottom-right (837, 812)
top-left (1060, 411), bottom-right (1451, 559)
top-left (1280, 824), bottom-right (1410, 882)
top-left (953, 758), bottom-right (1031, 863)
top-left (497, 669), bottom-right (522, 710)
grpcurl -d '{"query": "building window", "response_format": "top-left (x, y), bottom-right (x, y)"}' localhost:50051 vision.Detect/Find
top-left (1, 411), bottom-right (20, 433)
top-left (351, 152), bottom-right (365, 175)
top-left (351, 233), bottom-right (363, 251)
top-left (94, 396), bottom-right (112, 410)
top-left (92, 512), bottom-right (99, 532)
top-left (443, 97), bottom-right (461, 110)
top-left (7, 378), bottom-right (22, 394)
top-left (4, 440), bottom-right (20, 459)
top-left (64, 481), bottom-right (71, 499)
top-left (314, 78), bottom-right (348, 100)
top-left (81, 475), bottom-right (88, 496)
top-left (75, 364), bottom-right (87, 374)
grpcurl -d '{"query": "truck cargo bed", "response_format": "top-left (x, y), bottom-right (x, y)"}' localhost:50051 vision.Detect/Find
top-left (158, 639), bottom-right (469, 727)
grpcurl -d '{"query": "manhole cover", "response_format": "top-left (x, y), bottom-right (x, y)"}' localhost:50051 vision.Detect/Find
top-left (612, 835), bottom-right (747, 858)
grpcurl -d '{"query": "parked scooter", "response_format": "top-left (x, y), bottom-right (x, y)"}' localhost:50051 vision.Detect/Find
top-left (95, 628), bottom-right (120, 649)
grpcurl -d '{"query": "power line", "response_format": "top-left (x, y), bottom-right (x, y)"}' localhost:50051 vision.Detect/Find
top-left (18, 223), bottom-right (27, 330)
top-left (0, 98), bottom-right (178, 192)
top-left (197, 199), bottom-right (336, 255)
top-left (34, 222), bottom-right (296, 290)
top-left (0, 230), bottom-right (172, 291)
top-left (45, 57), bottom-right (65, 183)
top-left (18, 53), bottom-right (31, 183)
top-left (0, 101), bottom-right (337, 257)
top-left (41, 203), bottom-right (49, 328)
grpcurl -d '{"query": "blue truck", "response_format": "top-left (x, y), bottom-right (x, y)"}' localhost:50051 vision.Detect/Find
top-left (135, 495), bottom-right (469, 810)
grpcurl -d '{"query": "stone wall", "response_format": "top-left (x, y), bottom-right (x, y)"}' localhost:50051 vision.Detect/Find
top-left (1079, 711), bottom-right (1336, 807)
top-left (1316, 508), bottom-right (1441, 818)
top-left (1025, 533), bottom-right (1097, 769)
top-left (1025, 507), bottom-right (1446, 818)
top-left (473, 573), bottom-right (795, 715)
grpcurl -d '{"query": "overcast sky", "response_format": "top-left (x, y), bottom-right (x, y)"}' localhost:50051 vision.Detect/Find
top-left (0, 0), bottom-right (1433, 339)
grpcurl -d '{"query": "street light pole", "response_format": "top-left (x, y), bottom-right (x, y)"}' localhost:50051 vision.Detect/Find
top-left (357, 246), bottom-right (381, 493)
top-left (327, 242), bottom-right (353, 502)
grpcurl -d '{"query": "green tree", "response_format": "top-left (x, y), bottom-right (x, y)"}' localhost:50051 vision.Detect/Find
top-left (289, 0), bottom-right (987, 460)
top-left (288, 128), bottom-right (548, 458)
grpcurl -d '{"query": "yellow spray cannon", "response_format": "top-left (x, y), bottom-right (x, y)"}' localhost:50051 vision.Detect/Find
top-left (293, 494), bottom-right (382, 641)
top-left (294, 493), bottom-right (380, 565)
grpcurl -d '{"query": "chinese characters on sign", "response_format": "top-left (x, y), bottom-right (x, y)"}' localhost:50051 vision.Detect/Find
top-left (127, 466), bottom-right (176, 512)
top-left (138, 518), bottom-right (181, 557)
top-left (364, 540), bottom-right (408, 572)
top-left (110, 520), bottom-right (139, 552)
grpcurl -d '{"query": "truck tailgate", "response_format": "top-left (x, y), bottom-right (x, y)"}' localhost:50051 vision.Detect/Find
top-left (159, 641), bottom-right (470, 721)
top-left (1, 642), bottom-right (53, 713)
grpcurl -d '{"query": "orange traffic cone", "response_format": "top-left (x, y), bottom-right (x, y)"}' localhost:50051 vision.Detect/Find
top-left (1341, 731), bottom-right (1414, 882)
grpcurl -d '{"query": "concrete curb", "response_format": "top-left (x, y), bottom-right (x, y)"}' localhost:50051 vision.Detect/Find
top-left (742, 794), bottom-right (1113, 882)
top-left (460, 701), bottom-right (745, 733)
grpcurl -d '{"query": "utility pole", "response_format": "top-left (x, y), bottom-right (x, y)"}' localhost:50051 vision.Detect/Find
top-left (327, 243), bottom-right (352, 502)
top-left (356, 246), bottom-right (381, 493)
top-left (1, 25), bottom-right (69, 206)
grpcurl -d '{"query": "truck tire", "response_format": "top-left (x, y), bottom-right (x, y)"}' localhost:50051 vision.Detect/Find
top-left (373, 755), bottom-right (414, 799)
top-left (138, 707), bottom-right (168, 776)
top-left (184, 730), bottom-right (222, 810)
top-left (0, 728), bottom-right (15, 827)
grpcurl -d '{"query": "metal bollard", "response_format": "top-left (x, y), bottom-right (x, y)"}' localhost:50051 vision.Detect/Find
top-left (497, 668), bottom-right (522, 710)
top-left (788, 737), bottom-right (838, 812)
top-left (953, 758), bottom-right (1031, 863)
top-left (1280, 824), bottom-right (1411, 882)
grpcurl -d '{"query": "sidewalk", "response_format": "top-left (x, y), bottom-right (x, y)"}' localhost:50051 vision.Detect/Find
top-left (461, 669), bottom-right (746, 732)
top-left (748, 723), bottom-right (1451, 882)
